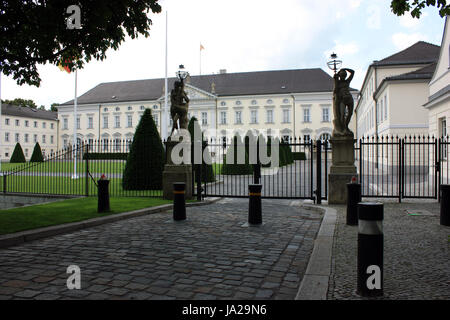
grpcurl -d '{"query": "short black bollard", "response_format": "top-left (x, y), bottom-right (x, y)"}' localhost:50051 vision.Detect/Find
top-left (97, 179), bottom-right (110, 213)
top-left (173, 182), bottom-right (186, 221)
top-left (357, 202), bottom-right (383, 297)
top-left (347, 182), bottom-right (361, 226)
top-left (248, 184), bottom-right (262, 225)
top-left (440, 184), bottom-right (450, 226)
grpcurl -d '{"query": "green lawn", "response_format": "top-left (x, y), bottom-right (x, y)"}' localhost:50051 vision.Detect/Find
top-left (0, 175), bottom-right (163, 197)
top-left (0, 197), bottom-right (173, 235)
top-left (1, 160), bottom-right (125, 175)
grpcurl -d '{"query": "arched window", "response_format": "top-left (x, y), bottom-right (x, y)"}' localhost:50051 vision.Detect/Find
top-left (320, 133), bottom-right (331, 149)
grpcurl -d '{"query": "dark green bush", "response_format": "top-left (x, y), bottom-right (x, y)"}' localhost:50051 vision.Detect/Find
top-left (188, 117), bottom-right (215, 182)
top-left (30, 143), bottom-right (44, 162)
top-left (122, 109), bottom-right (164, 190)
top-left (83, 153), bottom-right (128, 160)
top-left (10, 143), bottom-right (26, 163)
top-left (293, 152), bottom-right (306, 160)
top-left (222, 135), bottom-right (253, 175)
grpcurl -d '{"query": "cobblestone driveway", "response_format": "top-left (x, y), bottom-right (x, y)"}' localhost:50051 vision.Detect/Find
top-left (0, 198), bottom-right (322, 300)
top-left (328, 199), bottom-right (450, 300)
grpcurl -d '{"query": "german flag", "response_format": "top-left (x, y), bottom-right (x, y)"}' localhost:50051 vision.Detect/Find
top-left (58, 59), bottom-right (71, 73)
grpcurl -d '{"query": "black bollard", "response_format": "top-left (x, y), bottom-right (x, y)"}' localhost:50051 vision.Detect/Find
top-left (347, 182), bottom-right (361, 225)
top-left (357, 202), bottom-right (383, 297)
top-left (440, 184), bottom-right (450, 226)
top-left (248, 184), bottom-right (262, 225)
top-left (173, 182), bottom-right (186, 221)
top-left (97, 179), bottom-right (110, 213)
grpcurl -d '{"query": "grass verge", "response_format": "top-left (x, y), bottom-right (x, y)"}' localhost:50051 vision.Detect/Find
top-left (0, 197), bottom-right (173, 235)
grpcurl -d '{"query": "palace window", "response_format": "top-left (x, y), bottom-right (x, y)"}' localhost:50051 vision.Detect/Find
top-left (127, 115), bottom-right (132, 127)
top-left (5, 118), bottom-right (9, 125)
top-left (322, 108), bottom-right (330, 122)
top-left (15, 133), bottom-right (19, 142)
top-left (34, 121), bottom-right (38, 128)
top-left (25, 134), bottom-right (29, 143)
top-left (235, 111), bottom-right (242, 124)
top-left (303, 109), bottom-right (310, 123)
top-left (88, 117), bottom-right (94, 129)
top-left (34, 134), bottom-right (37, 143)
top-left (5, 132), bottom-right (9, 142)
top-left (76, 117), bottom-right (80, 129)
top-left (250, 110), bottom-right (258, 124)
top-left (202, 112), bottom-right (208, 125)
top-left (103, 116), bottom-right (109, 128)
top-left (25, 120), bottom-right (29, 127)
top-left (115, 115), bottom-right (120, 128)
top-left (220, 111), bottom-right (227, 125)
top-left (283, 109), bottom-right (291, 123)
top-left (266, 110), bottom-right (274, 123)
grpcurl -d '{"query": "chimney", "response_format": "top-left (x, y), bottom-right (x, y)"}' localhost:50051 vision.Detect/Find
top-left (219, 69), bottom-right (227, 74)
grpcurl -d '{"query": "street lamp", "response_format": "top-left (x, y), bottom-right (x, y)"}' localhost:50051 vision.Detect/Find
top-left (176, 64), bottom-right (189, 82)
top-left (327, 53), bottom-right (342, 74)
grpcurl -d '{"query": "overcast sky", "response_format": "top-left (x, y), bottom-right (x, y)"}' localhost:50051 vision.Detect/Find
top-left (0, 0), bottom-right (446, 109)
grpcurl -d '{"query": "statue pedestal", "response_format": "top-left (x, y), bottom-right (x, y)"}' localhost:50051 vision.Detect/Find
top-left (328, 135), bottom-right (357, 204)
top-left (163, 139), bottom-right (193, 200)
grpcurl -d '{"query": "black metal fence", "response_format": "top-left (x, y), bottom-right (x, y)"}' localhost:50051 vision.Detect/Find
top-left (194, 137), bottom-right (330, 201)
top-left (1, 140), bottom-right (163, 198)
top-left (2, 135), bottom-right (448, 202)
top-left (358, 135), bottom-right (447, 201)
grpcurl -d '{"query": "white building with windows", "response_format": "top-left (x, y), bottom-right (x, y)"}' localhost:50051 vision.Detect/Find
top-left (57, 68), bottom-right (358, 147)
top-left (424, 16), bottom-right (450, 139)
top-left (0, 104), bottom-right (59, 161)
top-left (356, 41), bottom-right (440, 139)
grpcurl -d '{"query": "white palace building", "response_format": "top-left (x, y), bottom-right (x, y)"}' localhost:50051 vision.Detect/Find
top-left (57, 68), bottom-right (359, 149)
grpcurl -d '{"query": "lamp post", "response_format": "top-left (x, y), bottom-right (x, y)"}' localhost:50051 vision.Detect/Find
top-left (176, 64), bottom-right (189, 83)
top-left (327, 52), bottom-right (342, 74)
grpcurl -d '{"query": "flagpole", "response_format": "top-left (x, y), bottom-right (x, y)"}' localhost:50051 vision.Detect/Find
top-left (199, 43), bottom-right (202, 75)
top-left (72, 68), bottom-right (78, 179)
top-left (163, 10), bottom-right (169, 141)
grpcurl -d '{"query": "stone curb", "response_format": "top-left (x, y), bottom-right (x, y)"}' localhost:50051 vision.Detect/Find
top-left (295, 204), bottom-right (337, 300)
top-left (0, 197), bottom-right (222, 250)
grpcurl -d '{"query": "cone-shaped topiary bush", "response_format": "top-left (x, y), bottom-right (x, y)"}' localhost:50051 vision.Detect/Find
top-left (122, 109), bottom-right (165, 190)
top-left (10, 143), bottom-right (26, 163)
top-left (30, 142), bottom-right (44, 162)
top-left (221, 134), bottom-right (253, 175)
top-left (188, 117), bottom-right (215, 182)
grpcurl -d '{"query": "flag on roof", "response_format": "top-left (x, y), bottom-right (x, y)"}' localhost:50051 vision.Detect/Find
top-left (58, 59), bottom-right (71, 73)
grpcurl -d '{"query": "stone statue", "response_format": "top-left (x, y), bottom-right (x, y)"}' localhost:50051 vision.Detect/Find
top-left (332, 68), bottom-right (355, 136)
top-left (169, 79), bottom-right (190, 137)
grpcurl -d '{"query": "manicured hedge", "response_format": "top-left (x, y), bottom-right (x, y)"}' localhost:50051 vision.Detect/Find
top-left (188, 117), bottom-right (215, 182)
top-left (122, 109), bottom-right (164, 190)
top-left (293, 152), bottom-right (306, 160)
top-left (30, 143), bottom-right (44, 162)
top-left (222, 135), bottom-right (253, 175)
top-left (83, 153), bottom-right (128, 160)
top-left (10, 143), bottom-right (26, 163)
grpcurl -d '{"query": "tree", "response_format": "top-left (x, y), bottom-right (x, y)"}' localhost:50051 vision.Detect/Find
top-left (50, 103), bottom-right (59, 112)
top-left (188, 117), bottom-right (215, 183)
top-left (0, 0), bottom-right (162, 86)
top-left (122, 109), bottom-right (164, 190)
top-left (2, 98), bottom-right (38, 108)
top-left (390, 0), bottom-right (450, 18)
top-left (30, 143), bottom-right (44, 162)
top-left (221, 135), bottom-right (253, 175)
top-left (10, 143), bottom-right (26, 163)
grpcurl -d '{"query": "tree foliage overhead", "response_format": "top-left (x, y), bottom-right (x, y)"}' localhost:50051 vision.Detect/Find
top-left (391, 0), bottom-right (450, 18)
top-left (0, 0), bottom-right (162, 86)
top-left (1, 98), bottom-right (38, 108)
